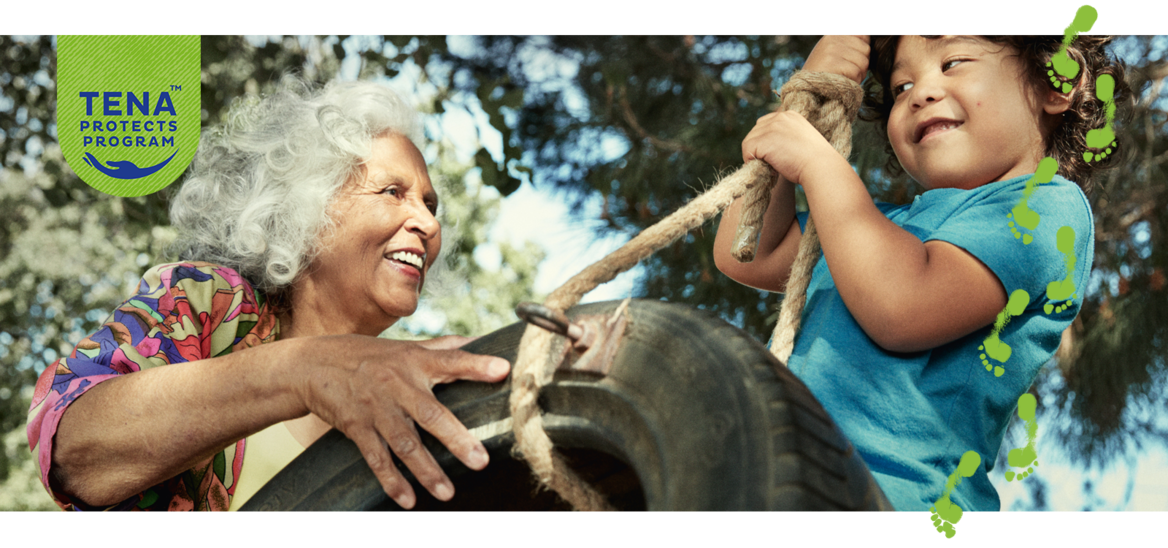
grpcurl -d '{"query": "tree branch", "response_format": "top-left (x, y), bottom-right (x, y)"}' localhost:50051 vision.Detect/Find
top-left (617, 85), bottom-right (696, 155)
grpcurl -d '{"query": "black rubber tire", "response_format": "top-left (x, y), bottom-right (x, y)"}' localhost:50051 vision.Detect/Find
top-left (241, 299), bottom-right (893, 511)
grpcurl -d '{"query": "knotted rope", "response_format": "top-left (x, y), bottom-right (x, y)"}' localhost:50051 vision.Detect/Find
top-left (739, 71), bottom-right (865, 364)
top-left (506, 70), bottom-right (864, 510)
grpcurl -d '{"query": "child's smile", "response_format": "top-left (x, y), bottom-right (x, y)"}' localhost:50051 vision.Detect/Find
top-left (886, 36), bottom-right (1067, 191)
top-left (914, 118), bottom-right (963, 143)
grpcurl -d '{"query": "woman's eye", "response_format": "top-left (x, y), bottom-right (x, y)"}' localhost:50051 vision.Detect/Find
top-left (382, 186), bottom-right (400, 197)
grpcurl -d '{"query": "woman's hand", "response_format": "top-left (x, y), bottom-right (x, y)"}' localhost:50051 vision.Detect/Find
top-left (803, 35), bottom-right (870, 84)
top-left (743, 110), bottom-right (839, 186)
top-left (415, 334), bottom-right (478, 351)
top-left (295, 335), bottom-right (510, 509)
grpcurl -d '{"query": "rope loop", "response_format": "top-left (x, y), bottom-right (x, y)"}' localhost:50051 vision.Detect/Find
top-left (779, 70), bottom-right (866, 122)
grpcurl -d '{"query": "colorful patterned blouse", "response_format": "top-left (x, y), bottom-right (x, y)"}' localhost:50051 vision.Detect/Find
top-left (26, 262), bottom-right (280, 511)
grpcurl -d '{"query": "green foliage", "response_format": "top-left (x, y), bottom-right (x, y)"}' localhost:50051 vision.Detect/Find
top-left (0, 424), bottom-right (57, 510)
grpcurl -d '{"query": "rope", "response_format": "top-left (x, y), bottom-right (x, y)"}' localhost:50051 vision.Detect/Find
top-left (755, 71), bottom-right (865, 364)
top-left (506, 70), bottom-right (864, 510)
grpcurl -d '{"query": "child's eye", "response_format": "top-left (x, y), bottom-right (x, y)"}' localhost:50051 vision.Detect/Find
top-left (942, 58), bottom-right (967, 71)
top-left (892, 59), bottom-right (967, 98)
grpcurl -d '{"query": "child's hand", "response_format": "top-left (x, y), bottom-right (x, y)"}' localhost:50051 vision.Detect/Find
top-left (803, 35), bottom-right (870, 84)
top-left (743, 110), bottom-right (836, 186)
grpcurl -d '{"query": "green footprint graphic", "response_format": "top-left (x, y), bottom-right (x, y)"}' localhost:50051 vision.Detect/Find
top-left (1084, 73), bottom-right (1118, 163)
top-left (979, 289), bottom-right (1030, 377)
top-left (930, 450), bottom-right (982, 539)
top-left (1046, 5), bottom-right (1098, 93)
top-left (1045, 225), bottom-right (1078, 314)
top-left (1047, 62), bottom-right (1077, 94)
top-left (1005, 393), bottom-right (1040, 482)
top-left (1007, 157), bottom-right (1058, 245)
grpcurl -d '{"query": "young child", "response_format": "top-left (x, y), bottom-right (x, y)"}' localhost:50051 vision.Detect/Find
top-left (714, 35), bottom-right (1127, 512)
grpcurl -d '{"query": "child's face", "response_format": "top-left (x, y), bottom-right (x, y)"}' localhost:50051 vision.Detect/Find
top-left (886, 36), bottom-right (1055, 190)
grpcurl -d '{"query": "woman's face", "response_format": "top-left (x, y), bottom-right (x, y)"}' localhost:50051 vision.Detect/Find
top-left (309, 132), bottom-right (441, 334)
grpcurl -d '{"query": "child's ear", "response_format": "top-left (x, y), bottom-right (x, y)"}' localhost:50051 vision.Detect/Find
top-left (1043, 86), bottom-right (1075, 116)
top-left (1041, 71), bottom-right (1083, 115)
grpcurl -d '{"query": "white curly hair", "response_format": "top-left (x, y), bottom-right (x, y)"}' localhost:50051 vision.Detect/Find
top-left (169, 77), bottom-right (424, 297)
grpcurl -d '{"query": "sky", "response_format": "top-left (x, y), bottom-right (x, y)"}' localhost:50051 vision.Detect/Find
top-left (331, 34), bottom-right (1168, 511)
top-left (991, 419), bottom-right (1168, 510)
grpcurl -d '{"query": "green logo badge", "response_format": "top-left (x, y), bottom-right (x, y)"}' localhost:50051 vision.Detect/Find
top-left (57, 35), bottom-right (200, 197)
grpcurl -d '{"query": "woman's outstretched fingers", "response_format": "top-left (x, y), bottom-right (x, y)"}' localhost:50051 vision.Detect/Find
top-left (427, 348), bottom-right (511, 385)
top-left (377, 410), bottom-right (456, 502)
top-left (351, 429), bottom-right (416, 509)
top-left (300, 337), bottom-right (511, 508)
top-left (408, 389), bottom-right (491, 472)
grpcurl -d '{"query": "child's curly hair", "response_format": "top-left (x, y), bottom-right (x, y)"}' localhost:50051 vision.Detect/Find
top-left (861, 35), bottom-right (1130, 193)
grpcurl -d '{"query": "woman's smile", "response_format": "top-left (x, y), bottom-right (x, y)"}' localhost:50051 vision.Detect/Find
top-left (384, 248), bottom-right (426, 283)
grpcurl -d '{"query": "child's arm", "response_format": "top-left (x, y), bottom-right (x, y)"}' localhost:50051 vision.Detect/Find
top-left (729, 36), bottom-right (1007, 353)
top-left (743, 110), bottom-right (1007, 353)
top-left (713, 174), bottom-right (801, 292)
top-left (713, 36), bottom-right (871, 292)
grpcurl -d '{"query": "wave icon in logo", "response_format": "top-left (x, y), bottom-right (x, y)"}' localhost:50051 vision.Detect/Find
top-left (83, 150), bottom-right (178, 180)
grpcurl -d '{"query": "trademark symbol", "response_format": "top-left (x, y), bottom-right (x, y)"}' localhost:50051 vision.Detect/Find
top-left (170, 84), bottom-right (181, 91)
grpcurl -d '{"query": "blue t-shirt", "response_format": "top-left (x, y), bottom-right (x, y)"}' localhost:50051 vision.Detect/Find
top-left (787, 173), bottom-right (1093, 511)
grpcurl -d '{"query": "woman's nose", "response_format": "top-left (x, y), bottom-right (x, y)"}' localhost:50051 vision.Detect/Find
top-left (405, 203), bottom-right (440, 240)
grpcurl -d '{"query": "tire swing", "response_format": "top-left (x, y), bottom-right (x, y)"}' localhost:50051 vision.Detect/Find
top-left (241, 71), bottom-right (893, 511)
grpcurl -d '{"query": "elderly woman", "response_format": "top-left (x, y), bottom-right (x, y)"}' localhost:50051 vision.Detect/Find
top-left (26, 79), bottom-right (509, 511)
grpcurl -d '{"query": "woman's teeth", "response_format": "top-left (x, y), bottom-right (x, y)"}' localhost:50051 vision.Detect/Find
top-left (390, 251), bottom-right (424, 268)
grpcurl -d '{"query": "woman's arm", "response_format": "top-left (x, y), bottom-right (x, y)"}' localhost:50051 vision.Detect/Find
top-left (712, 173), bottom-right (802, 292)
top-left (52, 337), bottom-right (300, 507)
top-left (52, 335), bottom-right (508, 509)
